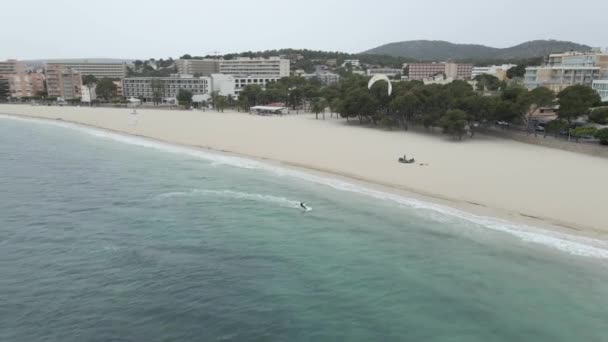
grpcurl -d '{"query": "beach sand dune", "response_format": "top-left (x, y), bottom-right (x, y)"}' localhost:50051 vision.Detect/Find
top-left (2, 105), bottom-right (607, 236)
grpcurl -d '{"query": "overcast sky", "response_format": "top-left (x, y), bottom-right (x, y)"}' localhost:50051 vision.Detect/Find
top-left (1, 0), bottom-right (607, 60)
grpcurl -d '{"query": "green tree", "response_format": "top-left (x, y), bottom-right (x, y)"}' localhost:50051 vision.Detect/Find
top-left (439, 109), bottom-right (468, 140)
top-left (474, 74), bottom-right (501, 92)
top-left (329, 98), bottom-right (342, 119)
top-left (215, 95), bottom-right (227, 112)
top-left (544, 119), bottom-right (568, 138)
top-left (176, 89), bottom-right (193, 106)
top-left (462, 95), bottom-right (498, 136)
top-left (96, 78), bottom-right (117, 101)
top-left (595, 128), bottom-right (608, 145)
top-left (390, 92), bottom-right (420, 130)
top-left (588, 108), bottom-right (608, 125)
top-left (150, 79), bottom-right (164, 105)
top-left (310, 97), bottom-right (328, 120)
top-left (82, 74), bottom-right (97, 86)
top-left (506, 65), bottom-right (526, 79)
top-left (341, 88), bottom-right (378, 123)
top-left (239, 85), bottom-right (263, 110)
top-left (523, 87), bottom-right (555, 133)
top-left (557, 85), bottom-right (601, 124)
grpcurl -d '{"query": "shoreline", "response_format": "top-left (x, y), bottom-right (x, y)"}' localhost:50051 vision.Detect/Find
top-left (2, 110), bottom-right (608, 259)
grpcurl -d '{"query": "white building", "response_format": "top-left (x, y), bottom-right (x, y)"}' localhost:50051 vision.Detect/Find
top-left (46, 59), bottom-right (127, 79)
top-left (342, 59), bottom-right (360, 68)
top-left (471, 64), bottom-right (517, 80)
top-left (592, 80), bottom-right (608, 102)
top-left (219, 57), bottom-right (289, 77)
top-left (210, 74), bottom-right (280, 98)
top-left (122, 74), bottom-right (211, 102)
top-left (367, 68), bottom-right (403, 77)
top-left (81, 85), bottom-right (97, 103)
top-left (302, 72), bottom-right (340, 85)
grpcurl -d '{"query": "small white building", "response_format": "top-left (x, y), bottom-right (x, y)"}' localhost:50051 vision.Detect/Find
top-left (81, 85), bottom-right (97, 103)
top-left (471, 64), bottom-right (517, 80)
top-left (342, 59), bottom-right (360, 68)
top-left (210, 74), bottom-right (280, 99)
top-left (592, 80), bottom-right (608, 102)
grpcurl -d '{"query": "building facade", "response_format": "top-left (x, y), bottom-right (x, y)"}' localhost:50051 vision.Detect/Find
top-left (219, 57), bottom-right (289, 77)
top-left (46, 60), bottom-right (127, 79)
top-left (176, 59), bottom-right (220, 76)
top-left (302, 72), bottom-right (340, 85)
top-left (472, 64), bottom-right (517, 80)
top-left (367, 68), bottom-right (403, 77)
top-left (0, 59), bottom-right (26, 76)
top-left (592, 80), bottom-right (608, 102)
top-left (342, 59), bottom-right (360, 68)
top-left (122, 75), bottom-right (211, 102)
top-left (113, 81), bottom-right (123, 98)
top-left (81, 85), bottom-right (97, 103)
top-left (45, 65), bottom-right (82, 99)
top-left (524, 51), bottom-right (608, 92)
top-left (406, 62), bottom-right (473, 80)
top-left (211, 74), bottom-right (281, 98)
top-left (7, 73), bottom-right (46, 98)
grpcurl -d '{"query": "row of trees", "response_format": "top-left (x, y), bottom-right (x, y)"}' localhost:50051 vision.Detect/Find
top-left (230, 73), bottom-right (604, 141)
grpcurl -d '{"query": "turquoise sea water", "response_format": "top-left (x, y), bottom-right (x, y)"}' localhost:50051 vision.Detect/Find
top-left (1, 115), bottom-right (608, 341)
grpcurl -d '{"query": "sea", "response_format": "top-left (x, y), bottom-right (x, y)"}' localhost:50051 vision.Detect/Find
top-left (1, 114), bottom-right (608, 342)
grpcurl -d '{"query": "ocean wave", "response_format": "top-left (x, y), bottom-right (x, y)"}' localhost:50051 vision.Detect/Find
top-left (2, 113), bottom-right (607, 259)
top-left (154, 189), bottom-right (306, 210)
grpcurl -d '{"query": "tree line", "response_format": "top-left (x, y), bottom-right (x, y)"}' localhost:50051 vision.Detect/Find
top-left (232, 74), bottom-right (607, 143)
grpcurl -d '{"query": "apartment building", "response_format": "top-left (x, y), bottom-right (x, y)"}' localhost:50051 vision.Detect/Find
top-left (46, 59), bottom-right (127, 79)
top-left (176, 59), bottom-right (220, 76)
top-left (406, 62), bottom-right (473, 80)
top-left (45, 64), bottom-right (82, 99)
top-left (0, 59), bottom-right (26, 76)
top-left (7, 73), bottom-right (46, 98)
top-left (220, 57), bottom-right (290, 77)
top-left (524, 51), bottom-right (608, 92)
top-left (122, 75), bottom-right (211, 102)
top-left (472, 64), bottom-right (517, 80)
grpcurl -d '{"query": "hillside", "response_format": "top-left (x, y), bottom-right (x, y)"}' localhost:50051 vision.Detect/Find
top-left (362, 40), bottom-right (591, 61)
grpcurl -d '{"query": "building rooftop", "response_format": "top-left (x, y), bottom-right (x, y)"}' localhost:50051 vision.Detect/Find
top-left (46, 59), bottom-right (129, 64)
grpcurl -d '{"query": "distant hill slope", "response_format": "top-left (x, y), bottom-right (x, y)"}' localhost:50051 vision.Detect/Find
top-left (362, 40), bottom-right (592, 61)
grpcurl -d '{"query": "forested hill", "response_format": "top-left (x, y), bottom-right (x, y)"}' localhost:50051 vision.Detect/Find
top-left (362, 40), bottom-right (591, 61)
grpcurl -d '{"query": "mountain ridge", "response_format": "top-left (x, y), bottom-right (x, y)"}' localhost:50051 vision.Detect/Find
top-left (362, 39), bottom-right (592, 61)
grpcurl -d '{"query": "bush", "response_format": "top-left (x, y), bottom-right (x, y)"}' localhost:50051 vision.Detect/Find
top-left (589, 108), bottom-right (608, 125)
top-left (570, 126), bottom-right (597, 139)
top-left (595, 128), bottom-right (608, 145)
top-left (439, 109), bottom-right (468, 140)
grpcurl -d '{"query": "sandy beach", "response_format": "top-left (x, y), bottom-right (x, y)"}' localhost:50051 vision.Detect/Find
top-left (2, 104), bottom-right (607, 237)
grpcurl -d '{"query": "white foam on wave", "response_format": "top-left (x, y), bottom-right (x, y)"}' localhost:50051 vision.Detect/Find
top-left (2, 113), bottom-right (607, 259)
top-left (155, 189), bottom-right (306, 210)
